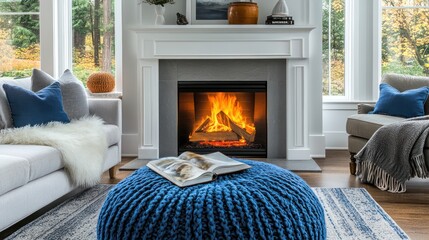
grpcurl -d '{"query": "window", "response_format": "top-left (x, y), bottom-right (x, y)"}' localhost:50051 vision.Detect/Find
top-left (72, 0), bottom-right (115, 86)
top-left (382, 0), bottom-right (429, 77)
top-left (0, 0), bottom-right (40, 79)
top-left (322, 0), bottom-right (346, 97)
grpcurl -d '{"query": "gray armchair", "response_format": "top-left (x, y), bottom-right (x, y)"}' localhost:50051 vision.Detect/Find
top-left (346, 73), bottom-right (429, 175)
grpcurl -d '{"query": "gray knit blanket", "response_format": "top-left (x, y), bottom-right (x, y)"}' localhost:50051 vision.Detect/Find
top-left (355, 115), bottom-right (429, 193)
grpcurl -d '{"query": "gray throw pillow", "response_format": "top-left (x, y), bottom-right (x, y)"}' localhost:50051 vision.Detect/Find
top-left (31, 69), bottom-right (89, 119)
top-left (0, 87), bottom-right (8, 129)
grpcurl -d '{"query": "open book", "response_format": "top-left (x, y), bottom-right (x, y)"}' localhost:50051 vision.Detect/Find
top-left (147, 151), bottom-right (251, 187)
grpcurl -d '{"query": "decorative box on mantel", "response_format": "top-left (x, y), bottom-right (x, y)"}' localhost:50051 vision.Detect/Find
top-left (131, 25), bottom-right (315, 160)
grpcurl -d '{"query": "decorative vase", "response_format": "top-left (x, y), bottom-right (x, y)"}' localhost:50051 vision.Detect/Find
top-left (272, 0), bottom-right (289, 17)
top-left (87, 72), bottom-right (115, 93)
top-left (228, 2), bottom-right (258, 24)
top-left (155, 5), bottom-right (165, 25)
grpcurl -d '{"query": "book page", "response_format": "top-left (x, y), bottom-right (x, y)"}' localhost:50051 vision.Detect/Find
top-left (178, 151), bottom-right (250, 173)
top-left (151, 157), bottom-right (210, 183)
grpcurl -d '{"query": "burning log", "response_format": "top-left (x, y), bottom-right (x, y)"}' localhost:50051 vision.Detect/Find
top-left (189, 131), bottom-right (239, 142)
top-left (195, 118), bottom-right (210, 132)
top-left (216, 111), bottom-right (256, 142)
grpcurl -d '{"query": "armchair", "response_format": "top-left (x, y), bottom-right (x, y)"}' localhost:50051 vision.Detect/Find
top-left (346, 73), bottom-right (429, 175)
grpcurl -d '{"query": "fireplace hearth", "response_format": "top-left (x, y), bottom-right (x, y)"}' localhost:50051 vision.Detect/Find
top-left (178, 81), bottom-right (267, 157)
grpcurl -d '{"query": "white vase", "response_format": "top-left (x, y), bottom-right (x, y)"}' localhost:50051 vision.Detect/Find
top-left (272, 0), bottom-right (289, 17)
top-left (155, 5), bottom-right (165, 25)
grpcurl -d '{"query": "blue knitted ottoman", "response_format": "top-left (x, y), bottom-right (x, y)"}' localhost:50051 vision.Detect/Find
top-left (97, 160), bottom-right (326, 239)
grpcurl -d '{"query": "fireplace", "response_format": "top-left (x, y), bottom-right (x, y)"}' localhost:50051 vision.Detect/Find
top-left (178, 81), bottom-right (267, 157)
top-left (134, 25), bottom-right (317, 160)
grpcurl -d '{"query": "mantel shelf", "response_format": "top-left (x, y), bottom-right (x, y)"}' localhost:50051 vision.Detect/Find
top-left (129, 24), bottom-right (316, 33)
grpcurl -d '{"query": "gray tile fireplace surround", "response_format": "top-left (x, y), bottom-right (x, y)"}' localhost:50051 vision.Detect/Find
top-left (158, 59), bottom-right (287, 158)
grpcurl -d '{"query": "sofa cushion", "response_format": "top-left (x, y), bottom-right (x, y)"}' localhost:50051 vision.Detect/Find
top-left (103, 124), bottom-right (120, 147)
top-left (346, 114), bottom-right (405, 140)
top-left (348, 114), bottom-right (429, 149)
top-left (348, 136), bottom-right (368, 154)
top-left (3, 82), bottom-right (70, 127)
top-left (371, 83), bottom-right (429, 118)
top-left (31, 69), bottom-right (89, 120)
top-left (0, 155), bottom-right (29, 195)
top-left (0, 145), bottom-right (63, 182)
top-left (0, 78), bottom-right (31, 129)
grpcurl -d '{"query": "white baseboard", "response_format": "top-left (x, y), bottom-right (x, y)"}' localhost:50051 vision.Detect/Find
top-left (324, 131), bottom-right (348, 149)
top-left (325, 147), bottom-right (348, 150)
top-left (309, 134), bottom-right (326, 158)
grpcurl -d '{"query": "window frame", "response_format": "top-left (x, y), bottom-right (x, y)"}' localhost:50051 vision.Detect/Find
top-left (322, 0), bottom-right (352, 101)
top-left (39, 0), bottom-right (122, 91)
top-left (324, 0), bottom-right (383, 103)
top-left (376, 1), bottom-right (429, 100)
top-left (373, 0), bottom-right (382, 101)
top-left (0, 2), bottom-right (41, 78)
top-left (372, 0), bottom-right (429, 101)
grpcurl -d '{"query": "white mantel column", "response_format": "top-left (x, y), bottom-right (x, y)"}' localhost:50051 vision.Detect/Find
top-left (138, 59), bottom-right (159, 159)
top-left (287, 59), bottom-right (311, 160)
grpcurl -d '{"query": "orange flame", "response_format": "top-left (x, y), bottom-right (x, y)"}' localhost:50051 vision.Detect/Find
top-left (196, 93), bottom-right (255, 133)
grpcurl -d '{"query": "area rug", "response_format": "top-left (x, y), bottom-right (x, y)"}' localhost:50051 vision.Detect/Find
top-left (6, 186), bottom-right (408, 240)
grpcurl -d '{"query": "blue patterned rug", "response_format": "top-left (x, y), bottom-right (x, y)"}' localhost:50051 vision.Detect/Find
top-left (7, 185), bottom-right (409, 240)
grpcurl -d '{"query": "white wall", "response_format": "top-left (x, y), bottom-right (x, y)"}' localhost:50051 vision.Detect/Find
top-left (121, 0), bottom-right (140, 156)
top-left (308, 1), bottom-right (324, 157)
top-left (323, 103), bottom-right (357, 149)
top-left (121, 0), bottom-right (324, 156)
top-left (323, 0), bottom-right (378, 149)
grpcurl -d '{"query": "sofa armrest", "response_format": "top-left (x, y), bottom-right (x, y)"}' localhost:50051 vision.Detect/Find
top-left (357, 104), bottom-right (375, 114)
top-left (88, 98), bottom-right (122, 128)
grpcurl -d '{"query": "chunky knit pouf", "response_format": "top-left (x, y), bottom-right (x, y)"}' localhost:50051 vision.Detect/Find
top-left (97, 160), bottom-right (326, 239)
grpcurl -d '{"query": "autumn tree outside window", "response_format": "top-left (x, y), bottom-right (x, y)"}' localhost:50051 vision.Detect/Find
top-left (0, 1), bottom-right (40, 79)
top-left (382, 0), bottom-right (429, 77)
top-left (72, 0), bottom-right (115, 86)
top-left (322, 0), bottom-right (346, 97)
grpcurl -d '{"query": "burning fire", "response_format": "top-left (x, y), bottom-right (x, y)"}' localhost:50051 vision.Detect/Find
top-left (189, 93), bottom-right (256, 147)
top-left (199, 93), bottom-right (254, 134)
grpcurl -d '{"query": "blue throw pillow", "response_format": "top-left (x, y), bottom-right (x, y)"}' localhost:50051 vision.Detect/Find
top-left (372, 83), bottom-right (429, 118)
top-left (2, 82), bottom-right (70, 127)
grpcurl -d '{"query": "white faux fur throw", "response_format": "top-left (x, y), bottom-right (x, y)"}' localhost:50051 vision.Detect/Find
top-left (0, 116), bottom-right (108, 187)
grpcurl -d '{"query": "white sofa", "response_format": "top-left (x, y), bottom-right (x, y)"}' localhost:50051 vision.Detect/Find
top-left (0, 78), bottom-right (121, 232)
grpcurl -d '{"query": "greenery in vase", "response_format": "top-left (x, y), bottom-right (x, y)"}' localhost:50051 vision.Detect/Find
top-left (139, 0), bottom-right (174, 7)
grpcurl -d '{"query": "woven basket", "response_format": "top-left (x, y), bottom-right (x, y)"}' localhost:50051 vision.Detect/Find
top-left (87, 72), bottom-right (115, 93)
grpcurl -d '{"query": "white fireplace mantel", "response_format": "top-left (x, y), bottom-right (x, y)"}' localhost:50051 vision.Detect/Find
top-left (132, 25), bottom-right (315, 160)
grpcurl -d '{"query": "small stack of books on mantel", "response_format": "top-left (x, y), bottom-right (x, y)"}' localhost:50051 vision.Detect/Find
top-left (265, 15), bottom-right (294, 25)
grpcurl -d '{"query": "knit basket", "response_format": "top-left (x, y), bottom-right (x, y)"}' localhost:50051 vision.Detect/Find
top-left (97, 160), bottom-right (326, 239)
top-left (87, 72), bottom-right (115, 93)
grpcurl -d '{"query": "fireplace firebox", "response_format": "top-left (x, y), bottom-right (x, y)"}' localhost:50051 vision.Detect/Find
top-left (178, 81), bottom-right (267, 157)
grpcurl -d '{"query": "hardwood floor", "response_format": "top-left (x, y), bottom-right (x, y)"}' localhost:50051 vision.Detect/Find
top-left (101, 150), bottom-right (429, 239)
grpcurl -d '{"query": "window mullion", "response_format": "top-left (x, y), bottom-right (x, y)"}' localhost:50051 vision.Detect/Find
top-left (57, 0), bottom-right (72, 74)
top-left (373, 0), bottom-right (382, 101)
top-left (39, 0), bottom-right (57, 77)
top-left (328, 0), bottom-right (332, 96)
top-left (345, 0), bottom-right (353, 100)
